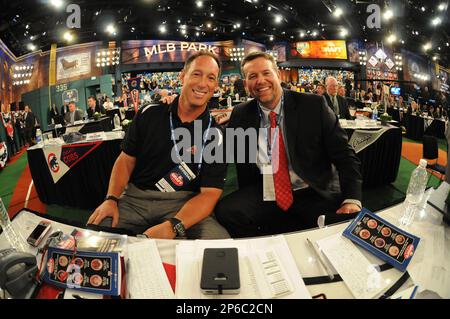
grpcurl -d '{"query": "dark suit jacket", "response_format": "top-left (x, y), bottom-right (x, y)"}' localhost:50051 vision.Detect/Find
top-left (324, 94), bottom-right (352, 120)
top-left (227, 90), bottom-right (362, 202)
top-left (24, 111), bottom-right (36, 129)
top-left (87, 104), bottom-right (103, 118)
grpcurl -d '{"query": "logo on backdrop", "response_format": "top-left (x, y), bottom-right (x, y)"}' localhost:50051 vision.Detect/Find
top-left (48, 153), bottom-right (60, 173)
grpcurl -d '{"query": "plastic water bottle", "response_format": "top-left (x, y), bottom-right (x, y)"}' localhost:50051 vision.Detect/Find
top-left (35, 128), bottom-right (42, 145)
top-left (399, 159), bottom-right (429, 227)
top-left (372, 107), bottom-right (378, 120)
top-left (0, 198), bottom-right (26, 252)
top-left (227, 96), bottom-right (232, 108)
top-left (114, 114), bottom-right (121, 129)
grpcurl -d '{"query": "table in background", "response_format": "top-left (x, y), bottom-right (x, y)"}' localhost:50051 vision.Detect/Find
top-left (27, 137), bottom-right (122, 209)
top-left (406, 114), bottom-right (446, 141)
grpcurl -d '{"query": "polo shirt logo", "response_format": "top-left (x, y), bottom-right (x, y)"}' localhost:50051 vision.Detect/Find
top-left (170, 172), bottom-right (184, 186)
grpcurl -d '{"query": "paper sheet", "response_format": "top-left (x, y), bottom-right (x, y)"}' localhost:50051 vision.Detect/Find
top-left (126, 240), bottom-right (175, 299)
top-left (317, 233), bottom-right (388, 299)
top-left (175, 236), bottom-right (311, 299)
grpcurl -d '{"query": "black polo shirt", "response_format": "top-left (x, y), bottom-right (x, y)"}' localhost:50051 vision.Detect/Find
top-left (121, 97), bottom-right (226, 192)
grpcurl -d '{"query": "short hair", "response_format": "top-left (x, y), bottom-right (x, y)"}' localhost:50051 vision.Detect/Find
top-left (183, 51), bottom-right (221, 75)
top-left (241, 51), bottom-right (278, 77)
top-left (88, 96), bottom-right (96, 101)
top-left (316, 83), bottom-right (325, 89)
top-left (68, 101), bottom-right (76, 106)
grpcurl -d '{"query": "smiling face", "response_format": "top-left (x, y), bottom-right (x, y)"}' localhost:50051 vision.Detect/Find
top-left (179, 55), bottom-right (219, 109)
top-left (243, 57), bottom-right (283, 110)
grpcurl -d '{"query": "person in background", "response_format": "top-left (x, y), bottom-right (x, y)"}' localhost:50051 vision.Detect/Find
top-left (338, 85), bottom-right (346, 98)
top-left (103, 97), bottom-right (114, 111)
top-left (48, 103), bottom-right (59, 124)
top-left (23, 105), bottom-right (36, 146)
top-left (315, 83), bottom-right (326, 96)
top-left (64, 101), bottom-right (84, 125)
top-left (324, 76), bottom-right (351, 120)
top-left (87, 96), bottom-right (103, 119)
top-left (344, 74), bottom-right (352, 97)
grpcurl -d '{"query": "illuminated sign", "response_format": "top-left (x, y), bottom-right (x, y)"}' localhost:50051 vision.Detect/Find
top-left (292, 40), bottom-right (348, 60)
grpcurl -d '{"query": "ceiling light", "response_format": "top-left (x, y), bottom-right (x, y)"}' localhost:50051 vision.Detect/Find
top-left (340, 28), bottom-right (348, 37)
top-left (210, 13), bottom-right (214, 17)
top-left (383, 9), bottom-right (393, 20)
top-left (50, 0), bottom-right (63, 8)
top-left (27, 43), bottom-right (36, 51)
top-left (106, 24), bottom-right (116, 35)
top-left (269, 35), bottom-right (274, 41)
top-left (300, 31), bottom-right (305, 38)
top-left (438, 3), bottom-right (447, 11)
top-left (423, 42), bottom-right (432, 51)
top-left (387, 34), bottom-right (397, 43)
top-left (196, 32), bottom-right (200, 36)
top-left (312, 31), bottom-right (318, 37)
top-left (63, 31), bottom-right (73, 42)
top-left (432, 17), bottom-right (442, 26)
top-left (196, 1), bottom-right (203, 8)
top-left (333, 7), bottom-right (343, 17)
top-left (275, 15), bottom-right (283, 23)
top-left (421, 6), bottom-right (426, 12)
top-left (159, 25), bottom-right (167, 33)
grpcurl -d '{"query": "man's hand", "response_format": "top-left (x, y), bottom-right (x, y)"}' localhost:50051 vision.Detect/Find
top-left (336, 203), bottom-right (361, 214)
top-left (87, 200), bottom-right (119, 227)
top-left (161, 95), bottom-right (177, 105)
top-left (143, 221), bottom-right (176, 239)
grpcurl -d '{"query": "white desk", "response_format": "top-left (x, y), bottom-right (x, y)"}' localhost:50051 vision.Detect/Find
top-left (1, 202), bottom-right (449, 299)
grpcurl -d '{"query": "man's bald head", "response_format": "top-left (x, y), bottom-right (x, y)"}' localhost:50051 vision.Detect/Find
top-left (325, 76), bottom-right (339, 96)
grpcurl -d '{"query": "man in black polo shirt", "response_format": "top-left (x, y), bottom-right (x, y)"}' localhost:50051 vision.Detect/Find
top-left (87, 51), bottom-right (229, 239)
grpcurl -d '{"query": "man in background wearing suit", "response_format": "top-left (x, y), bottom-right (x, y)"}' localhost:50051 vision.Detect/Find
top-left (23, 105), bottom-right (36, 146)
top-left (64, 101), bottom-right (84, 125)
top-left (86, 96), bottom-right (103, 119)
top-left (324, 76), bottom-right (352, 120)
top-left (215, 52), bottom-right (362, 237)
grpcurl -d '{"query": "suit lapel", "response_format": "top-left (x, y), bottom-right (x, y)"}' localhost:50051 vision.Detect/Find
top-left (282, 90), bottom-right (297, 164)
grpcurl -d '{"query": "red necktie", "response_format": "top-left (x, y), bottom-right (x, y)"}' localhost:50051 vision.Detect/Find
top-left (269, 111), bottom-right (293, 211)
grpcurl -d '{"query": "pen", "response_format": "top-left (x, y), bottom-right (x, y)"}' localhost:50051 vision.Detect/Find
top-left (72, 294), bottom-right (87, 299)
top-left (306, 238), bottom-right (335, 281)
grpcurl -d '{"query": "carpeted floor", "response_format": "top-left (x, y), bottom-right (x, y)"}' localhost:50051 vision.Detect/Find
top-left (0, 137), bottom-right (447, 225)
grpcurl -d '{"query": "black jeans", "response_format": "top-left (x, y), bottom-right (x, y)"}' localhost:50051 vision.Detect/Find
top-left (216, 184), bottom-right (354, 238)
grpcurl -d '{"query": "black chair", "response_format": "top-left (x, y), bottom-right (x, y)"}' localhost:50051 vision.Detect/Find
top-left (422, 135), bottom-right (446, 183)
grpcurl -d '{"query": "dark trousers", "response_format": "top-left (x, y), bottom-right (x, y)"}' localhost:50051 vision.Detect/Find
top-left (24, 128), bottom-right (33, 145)
top-left (215, 184), bottom-right (354, 238)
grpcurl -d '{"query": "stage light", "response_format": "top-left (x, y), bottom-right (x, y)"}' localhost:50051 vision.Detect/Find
top-left (274, 15), bottom-right (283, 23)
top-left (333, 8), bottom-right (343, 17)
top-left (63, 32), bottom-right (73, 42)
top-left (432, 17), bottom-right (442, 26)
top-left (27, 43), bottom-right (36, 51)
top-left (387, 34), bottom-right (397, 43)
top-left (340, 28), bottom-right (348, 37)
top-left (383, 9), bottom-right (393, 20)
top-left (106, 24), bottom-right (116, 35)
top-left (50, 0), bottom-right (63, 8)
top-left (196, 1), bottom-right (203, 8)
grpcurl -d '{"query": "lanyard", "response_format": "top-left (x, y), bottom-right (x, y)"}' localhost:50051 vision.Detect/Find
top-left (257, 95), bottom-right (284, 161)
top-left (169, 111), bottom-right (212, 175)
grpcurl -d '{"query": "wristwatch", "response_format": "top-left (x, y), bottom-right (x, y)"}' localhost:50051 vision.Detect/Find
top-left (104, 195), bottom-right (120, 204)
top-left (167, 218), bottom-right (186, 237)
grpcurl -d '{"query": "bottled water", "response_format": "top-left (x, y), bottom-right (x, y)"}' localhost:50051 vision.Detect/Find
top-left (227, 96), bottom-right (232, 108)
top-left (399, 159), bottom-right (429, 227)
top-left (0, 197), bottom-right (26, 252)
top-left (114, 114), bottom-right (121, 129)
top-left (35, 128), bottom-right (42, 145)
top-left (372, 107), bottom-right (378, 120)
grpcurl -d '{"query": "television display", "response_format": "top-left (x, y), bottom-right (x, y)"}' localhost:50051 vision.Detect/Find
top-left (390, 87), bottom-right (401, 95)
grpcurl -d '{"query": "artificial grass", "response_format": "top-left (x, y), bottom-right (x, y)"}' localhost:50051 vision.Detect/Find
top-left (0, 152), bottom-right (28, 209)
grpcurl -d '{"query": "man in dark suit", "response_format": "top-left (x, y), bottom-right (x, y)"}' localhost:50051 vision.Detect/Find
top-left (86, 96), bottom-right (103, 119)
top-left (60, 102), bottom-right (69, 116)
top-left (64, 101), bottom-right (84, 125)
top-left (215, 52), bottom-right (362, 237)
top-left (324, 76), bottom-right (352, 120)
top-left (23, 105), bottom-right (36, 146)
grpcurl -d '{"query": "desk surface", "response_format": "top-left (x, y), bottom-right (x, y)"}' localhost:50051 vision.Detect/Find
top-left (1, 201), bottom-right (448, 299)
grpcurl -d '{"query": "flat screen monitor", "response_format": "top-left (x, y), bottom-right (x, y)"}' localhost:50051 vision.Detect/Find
top-left (106, 108), bottom-right (120, 119)
top-left (390, 87), bottom-right (401, 95)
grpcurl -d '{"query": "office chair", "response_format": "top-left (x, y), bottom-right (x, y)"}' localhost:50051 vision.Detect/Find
top-left (422, 135), bottom-right (446, 184)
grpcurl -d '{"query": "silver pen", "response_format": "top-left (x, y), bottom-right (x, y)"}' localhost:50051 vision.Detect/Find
top-left (306, 238), bottom-right (335, 281)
